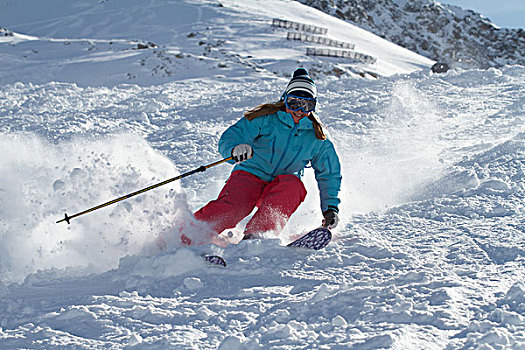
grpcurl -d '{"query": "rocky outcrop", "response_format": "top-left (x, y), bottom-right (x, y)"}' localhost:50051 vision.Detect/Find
top-left (297, 0), bottom-right (524, 69)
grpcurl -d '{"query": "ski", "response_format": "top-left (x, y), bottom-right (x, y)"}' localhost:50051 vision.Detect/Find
top-left (204, 255), bottom-right (227, 267)
top-left (203, 228), bottom-right (330, 267)
top-left (287, 227), bottom-right (332, 250)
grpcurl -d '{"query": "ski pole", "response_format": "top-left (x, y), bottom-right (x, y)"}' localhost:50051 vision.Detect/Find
top-left (56, 156), bottom-right (233, 224)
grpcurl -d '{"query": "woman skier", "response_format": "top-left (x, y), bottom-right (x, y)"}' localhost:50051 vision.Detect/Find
top-left (191, 68), bottom-right (341, 243)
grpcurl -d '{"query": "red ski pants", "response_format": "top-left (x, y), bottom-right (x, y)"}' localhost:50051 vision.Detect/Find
top-left (194, 170), bottom-right (307, 236)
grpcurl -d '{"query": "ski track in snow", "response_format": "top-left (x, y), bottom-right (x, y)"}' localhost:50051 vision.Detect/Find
top-left (0, 0), bottom-right (524, 349)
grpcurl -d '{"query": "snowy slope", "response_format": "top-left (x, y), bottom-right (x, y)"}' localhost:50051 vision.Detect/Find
top-left (1, 0), bottom-right (524, 349)
top-left (0, 0), bottom-right (433, 86)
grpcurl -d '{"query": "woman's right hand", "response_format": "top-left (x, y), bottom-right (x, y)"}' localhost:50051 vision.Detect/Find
top-left (322, 209), bottom-right (339, 229)
top-left (231, 144), bottom-right (253, 164)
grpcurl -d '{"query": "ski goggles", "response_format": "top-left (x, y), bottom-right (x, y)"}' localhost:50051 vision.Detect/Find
top-left (285, 94), bottom-right (316, 113)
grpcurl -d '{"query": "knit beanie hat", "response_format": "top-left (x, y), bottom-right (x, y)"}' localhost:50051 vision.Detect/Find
top-left (285, 68), bottom-right (317, 99)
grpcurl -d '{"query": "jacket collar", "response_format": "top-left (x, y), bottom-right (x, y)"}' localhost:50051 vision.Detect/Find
top-left (276, 110), bottom-right (314, 130)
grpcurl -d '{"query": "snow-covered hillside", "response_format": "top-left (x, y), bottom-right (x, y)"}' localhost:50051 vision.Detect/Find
top-left (0, 0), bottom-right (433, 85)
top-left (1, 0), bottom-right (524, 349)
top-left (299, 0), bottom-right (525, 69)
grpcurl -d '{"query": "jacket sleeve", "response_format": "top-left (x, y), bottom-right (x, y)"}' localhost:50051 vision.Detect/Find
top-left (311, 139), bottom-right (342, 212)
top-left (218, 116), bottom-right (266, 163)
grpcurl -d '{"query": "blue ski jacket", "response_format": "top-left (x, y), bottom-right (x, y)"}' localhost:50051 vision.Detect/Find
top-left (218, 110), bottom-right (341, 212)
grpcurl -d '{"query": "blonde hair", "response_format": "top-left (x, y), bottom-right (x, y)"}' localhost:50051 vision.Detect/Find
top-left (244, 101), bottom-right (326, 140)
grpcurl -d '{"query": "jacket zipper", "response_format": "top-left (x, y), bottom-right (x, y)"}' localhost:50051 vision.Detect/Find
top-left (282, 146), bottom-right (303, 172)
top-left (271, 123), bottom-right (298, 178)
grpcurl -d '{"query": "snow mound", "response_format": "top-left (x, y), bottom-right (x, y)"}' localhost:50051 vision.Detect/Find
top-left (390, 133), bottom-right (525, 220)
top-left (451, 282), bottom-right (525, 349)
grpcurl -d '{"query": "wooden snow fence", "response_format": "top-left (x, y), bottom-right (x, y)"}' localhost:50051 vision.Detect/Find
top-left (272, 18), bottom-right (377, 65)
top-left (272, 18), bottom-right (327, 35)
top-left (306, 47), bottom-right (377, 64)
top-left (286, 32), bottom-right (355, 49)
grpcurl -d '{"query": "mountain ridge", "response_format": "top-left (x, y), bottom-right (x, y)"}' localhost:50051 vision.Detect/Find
top-left (298, 0), bottom-right (524, 69)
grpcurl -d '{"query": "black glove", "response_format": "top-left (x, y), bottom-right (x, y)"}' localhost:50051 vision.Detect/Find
top-left (322, 208), bottom-right (339, 229)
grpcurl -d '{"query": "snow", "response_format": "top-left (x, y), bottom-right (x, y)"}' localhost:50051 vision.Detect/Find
top-left (0, 0), bottom-right (433, 86)
top-left (0, 0), bottom-right (524, 349)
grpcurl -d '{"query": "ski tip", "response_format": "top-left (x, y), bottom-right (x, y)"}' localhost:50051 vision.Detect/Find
top-left (287, 227), bottom-right (332, 250)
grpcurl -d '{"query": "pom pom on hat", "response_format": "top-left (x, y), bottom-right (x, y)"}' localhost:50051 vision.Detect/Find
top-left (293, 68), bottom-right (309, 77)
top-left (285, 68), bottom-right (317, 99)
